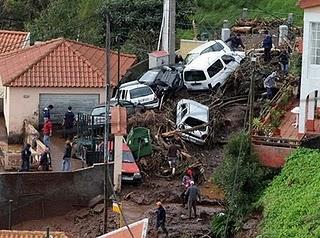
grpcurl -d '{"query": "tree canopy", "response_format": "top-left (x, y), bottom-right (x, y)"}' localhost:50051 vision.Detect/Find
top-left (23, 0), bottom-right (196, 59)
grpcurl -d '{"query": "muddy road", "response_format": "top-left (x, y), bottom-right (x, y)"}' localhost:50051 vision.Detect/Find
top-left (14, 176), bottom-right (225, 238)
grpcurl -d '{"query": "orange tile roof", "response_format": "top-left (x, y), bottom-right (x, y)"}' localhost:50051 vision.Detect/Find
top-left (298, 0), bottom-right (320, 8)
top-left (0, 38), bottom-right (137, 88)
top-left (0, 230), bottom-right (68, 238)
top-left (97, 218), bottom-right (148, 238)
top-left (0, 30), bottom-right (30, 54)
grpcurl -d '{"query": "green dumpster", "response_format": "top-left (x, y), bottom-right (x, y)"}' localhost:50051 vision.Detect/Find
top-left (127, 127), bottom-right (152, 158)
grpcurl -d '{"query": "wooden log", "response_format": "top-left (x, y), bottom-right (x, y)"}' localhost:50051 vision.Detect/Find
top-left (181, 151), bottom-right (192, 160)
top-left (162, 124), bottom-right (208, 138)
top-left (231, 26), bottom-right (252, 33)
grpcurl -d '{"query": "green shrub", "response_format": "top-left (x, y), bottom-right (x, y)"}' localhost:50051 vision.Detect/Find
top-left (261, 148), bottom-right (320, 238)
top-left (211, 213), bottom-right (233, 238)
top-left (212, 132), bottom-right (278, 236)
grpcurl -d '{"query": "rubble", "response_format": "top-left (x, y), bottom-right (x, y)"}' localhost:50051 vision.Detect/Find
top-left (88, 194), bottom-right (104, 208)
top-left (92, 204), bottom-right (104, 214)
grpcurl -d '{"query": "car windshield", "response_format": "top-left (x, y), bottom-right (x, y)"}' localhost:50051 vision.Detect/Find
top-left (139, 70), bottom-right (160, 84)
top-left (185, 117), bottom-right (206, 127)
top-left (91, 107), bottom-right (105, 116)
top-left (184, 117), bottom-right (207, 131)
top-left (130, 87), bottom-right (153, 99)
top-left (122, 151), bottom-right (135, 163)
top-left (184, 71), bottom-right (206, 82)
top-left (185, 53), bottom-right (199, 64)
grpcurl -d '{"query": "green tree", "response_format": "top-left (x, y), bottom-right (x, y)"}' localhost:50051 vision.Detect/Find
top-left (2, 0), bottom-right (51, 29)
top-left (26, 0), bottom-right (103, 44)
top-left (26, 0), bottom-right (196, 58)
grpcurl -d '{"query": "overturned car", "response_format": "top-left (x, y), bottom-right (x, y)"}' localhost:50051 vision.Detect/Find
top-left (176, 99), bottom-right (209, 145)
top-left (139, 65), bottom-right (184, 99)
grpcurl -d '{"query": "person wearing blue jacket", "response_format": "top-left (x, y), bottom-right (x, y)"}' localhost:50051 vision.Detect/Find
top-left (263, 30), bottom-right (273, 62)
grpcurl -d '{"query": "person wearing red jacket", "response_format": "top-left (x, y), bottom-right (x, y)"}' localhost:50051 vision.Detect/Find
top-left (42, 117), bottom-right (53, 147)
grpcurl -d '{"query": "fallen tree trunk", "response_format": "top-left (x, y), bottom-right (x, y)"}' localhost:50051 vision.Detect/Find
top-left (161, 124), bottom-right (208, 137)
top-left (231, 26), bottom-right (252, 33)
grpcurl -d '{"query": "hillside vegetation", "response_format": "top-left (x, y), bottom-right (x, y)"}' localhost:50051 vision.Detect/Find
top-left (261, 149), bottom-right (320, 238)
top-left (0, 0), bottom-right (304, 58)
top-left (196, 0), bottom-right (303, 27)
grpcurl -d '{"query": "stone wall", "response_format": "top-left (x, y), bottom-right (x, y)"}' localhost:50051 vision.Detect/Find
top-left (0, 163), bottom-right (113, 229)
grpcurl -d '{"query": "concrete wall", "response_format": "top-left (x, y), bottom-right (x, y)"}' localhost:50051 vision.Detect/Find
top-left (4, 87), bottom-right (105, 142)
top-left (179, 39), bottom-right (206, 58)
top-left (253, 144), bottom-right (294, 168)
top-left (0, 163), bottom-right (113, 229)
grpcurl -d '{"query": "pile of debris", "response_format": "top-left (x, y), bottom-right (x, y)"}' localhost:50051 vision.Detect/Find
top-left (232, 18), bottom-right (286, 34)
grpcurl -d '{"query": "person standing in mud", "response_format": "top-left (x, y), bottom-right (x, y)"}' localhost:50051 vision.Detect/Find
top-left (155, 201), bottom-right (169, 237)
top-left (62, 106), bottom-right (75, 140)
top-left (62, 140), bottom-right (72, 171)
top-left (39, 147), bottom-right (51, 171)
top-left (167, 141), bottom-right (179, 175)
top-left (181, 171), bottom-right (192, 207)
top-left (42, 117), bottom-right (53, 147)
top-left (43, 104), bottom-right (54, 120)
top-left (20, 143), bottom-right (31, 172)
top-left (185, 181), bottom-right (201, 219)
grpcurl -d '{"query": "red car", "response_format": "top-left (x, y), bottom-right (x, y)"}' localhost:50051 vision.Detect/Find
top-left (109, 142), bottom-right (142, 183)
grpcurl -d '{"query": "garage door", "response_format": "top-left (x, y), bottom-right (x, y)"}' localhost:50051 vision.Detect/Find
top-left (39, 94), bottom-right (100, 124)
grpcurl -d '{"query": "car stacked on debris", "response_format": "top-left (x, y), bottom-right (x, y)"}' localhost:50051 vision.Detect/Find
top-left (184, 51), bottom-right (245, 91)
top-left (82, 40), bottom-right (245, 148)
top-left (184, 40), bottom-right (231, 65)
top-left (112, 81), bottom-right (159, 109)
top-left (176, 99), bottom-right (210, 145)
top-left (138, 65), bottom-right (185, 99)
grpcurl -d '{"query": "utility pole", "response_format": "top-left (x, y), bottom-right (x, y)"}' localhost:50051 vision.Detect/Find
top-left (248, 55), bottom-right (257, 147)
top-left (168, 0), bottom-right (176, 64)
top-left (116, 34), bottom-right (121, 103)
top-left (162, 0), bottom-right (176, 64)
top-left (103, 8), bottom-right (112, 234)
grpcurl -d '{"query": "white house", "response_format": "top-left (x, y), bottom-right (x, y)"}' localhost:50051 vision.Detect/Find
top-left (298, 0), bottom-right (320, 134)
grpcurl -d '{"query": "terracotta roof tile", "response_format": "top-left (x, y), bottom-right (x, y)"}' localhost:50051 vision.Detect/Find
top-left (0, 230), bottom-right (68, 238)
top-left (298, 0), bottom-right (320, 8)
top-left (0, 30), bottom-right (30, 54)
top-left (0, 38), bottom-right (137, 88)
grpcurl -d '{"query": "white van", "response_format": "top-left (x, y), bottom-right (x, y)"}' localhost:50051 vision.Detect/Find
top-left (112, 81), bottom-right (159, 109)
top-left (183, 51), bottom-right (245, 91)
top-left (185, 40), bottom-right (231, 65)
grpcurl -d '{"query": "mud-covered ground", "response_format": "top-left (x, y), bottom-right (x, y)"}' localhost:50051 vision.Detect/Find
top-left (12, 22), bottom-right (278, 236)
top-left (13, 103), bottom-right (248, 238)
top-left (14, 176), bottom-right (225, 238)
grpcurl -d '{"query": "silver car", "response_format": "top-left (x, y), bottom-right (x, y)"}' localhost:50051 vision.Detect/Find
top-left (176, 99), bottom-right (209, 145)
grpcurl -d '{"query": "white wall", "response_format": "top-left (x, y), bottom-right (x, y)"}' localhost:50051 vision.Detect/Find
top-left (299, 6), bottom-right (320, 133)
top-left (301, 7), bottom-right (320, 97)
top-left (5, 87), bottom-right (106, 136)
